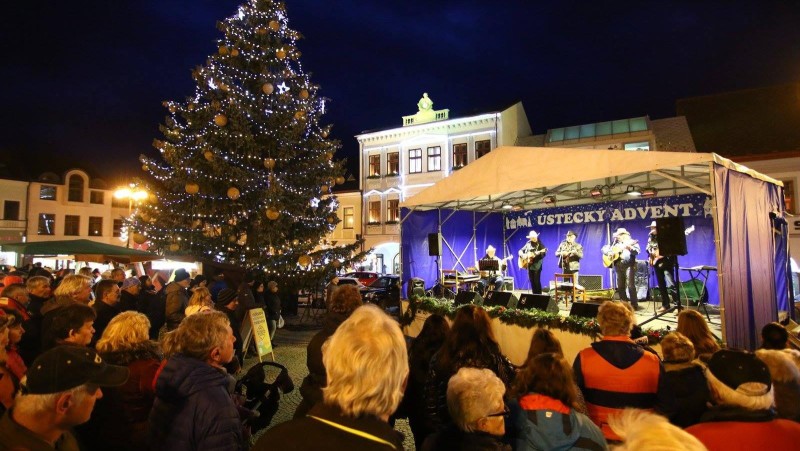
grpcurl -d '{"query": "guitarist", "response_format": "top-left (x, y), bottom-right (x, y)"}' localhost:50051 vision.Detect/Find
top-left (602, 228), bottom-right (641, 309)
top-left (477, 245), bottom-right (510, 293)
top-left (555, 230), bottom-right (584, 286)
top-left (646, 221), bottom-right (680, 313)
top-left (518, 230), bottom-right (547, 294)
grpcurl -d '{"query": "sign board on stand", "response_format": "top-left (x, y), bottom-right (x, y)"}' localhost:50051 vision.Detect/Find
top-left (240, 308), bottom-right (274, 362)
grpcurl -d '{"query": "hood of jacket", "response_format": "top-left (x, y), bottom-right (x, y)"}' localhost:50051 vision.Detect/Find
top-left (100, 341), bottom-right (163, 367)
top-left (590, 336), bottom-right (646, 369)
top-left (512, 395), bottom-right (590, 450)
top-left (154, 354), bottom-right (231, 402)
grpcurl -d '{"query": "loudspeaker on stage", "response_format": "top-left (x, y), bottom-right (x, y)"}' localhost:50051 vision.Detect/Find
top-left (428, 233), bottom-right (442, 256)
top-left (517, 294), bottom-right (559, 313)
top-left (454, 290), bottom-right (483, 306)
top-left (569, 302), bottom-right (602, 319)
top-left (484, 291), bottom-right (518, 308)
top-left (656, 217), bottom-right (687, 256)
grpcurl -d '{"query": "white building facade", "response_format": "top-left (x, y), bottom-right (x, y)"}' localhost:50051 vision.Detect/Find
top-left (0, 179), bottom-right (29, 265)
top-left (355, 94), bottom-right (532, 274)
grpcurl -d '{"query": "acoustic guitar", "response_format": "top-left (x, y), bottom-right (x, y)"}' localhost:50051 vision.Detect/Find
top-left (518, 249), bottom-right (546, 269)
top-left (602, 240), bottom-right (639, 268)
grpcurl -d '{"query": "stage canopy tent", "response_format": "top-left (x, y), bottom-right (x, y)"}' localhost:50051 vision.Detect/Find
top-left (1, 239), bottom-right (161, 264)
top-left (400, 146), bottom-right (789, 350)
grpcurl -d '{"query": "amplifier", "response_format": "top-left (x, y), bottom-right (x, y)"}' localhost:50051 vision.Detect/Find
top-left (578, 275), bottom-right (603, 291)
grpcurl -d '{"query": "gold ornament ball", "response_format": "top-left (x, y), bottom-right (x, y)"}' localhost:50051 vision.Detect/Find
top-left (218, 45), bottom-right (229, 55)
top-left (262, 83), bottom-right (274, 95)
top-left (230, 48), bottom-right (239, 57)
top-left (324, 151), bottom-right (334, 160)
top-left (214, 114), bottom-right (228, 126)
top-left (265, 207), bottom-right (280, 220)
top-left (227, 187), bottom-right (241, 200)
top-left (256, 27), bottom-right (267, 35)
top-left (141, 164), bottom-right (149, 172)
top-left (335, 176), bottom-right (345, 185)
top-left (332, 260), bottom-right (341, 268)
top-left (148, 194), bottom-right (158, 203)
top-left (326, 214), bottom-right (337, 224)
top-left (168, 105), bottom-right (177, 113)
top-left (228, 235), bottom-right (237, 243)
top-left (263, 158), bottom-right (276, 169)
top-left (169, 243), bottom-right (180, 252)
top-left (133, 233), bottom-right (147, 245)
top-left (298, 255), bottom-right (312, 266)
top-left (219, 83), bottom-right (229, 92)
top-left (269, 20), bottom-right (280, 31)
top-left (203, 150), bottom-right (214, 161)
top-left (185, 182), bottom-right (200, 195)
top-left (294, 111), bottom-right (306, 120)
top-left (299, 89), bottom-right (309, 99)
top-left (276, 49), bottom-right (286, 60)
top-left (322, 130), bottom-right (329, 138)
top-left (320, 185), bottom-right (329, 194)
top-left (292, 239), bottom-right (299, 245)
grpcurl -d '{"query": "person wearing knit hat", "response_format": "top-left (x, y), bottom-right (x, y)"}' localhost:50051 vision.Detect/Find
top-left (119, 277), bottom-right (142, 312)
top-left (687, 349), bottom-right (800, 448)
top-left (164, 269), bottom-right (191, 331)
top-left (214, 288), bottom-right (242, 370)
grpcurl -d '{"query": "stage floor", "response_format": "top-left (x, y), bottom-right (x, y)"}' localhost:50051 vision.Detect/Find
top-left (505, 289), bottom-right (723, 338)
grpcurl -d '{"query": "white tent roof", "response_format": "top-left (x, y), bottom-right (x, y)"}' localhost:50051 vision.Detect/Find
top-left (401, 146), bottom-right (780, 211)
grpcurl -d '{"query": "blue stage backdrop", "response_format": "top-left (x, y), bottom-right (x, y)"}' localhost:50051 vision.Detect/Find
top-left (402, 193), bottom-right (719, 304)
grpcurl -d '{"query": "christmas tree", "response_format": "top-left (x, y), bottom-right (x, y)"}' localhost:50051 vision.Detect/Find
top-left (135, 0), bottom-right (365, 286)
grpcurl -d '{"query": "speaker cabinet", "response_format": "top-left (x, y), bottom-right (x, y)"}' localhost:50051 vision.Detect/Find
top-left (484, 291), bottom-right (519, 308)
top-left (406, 277), bottom-right (426, 299)
top-left (428, 233), bottom-right (442, 256)
top-left (569, 302), bottom-right (602, 318)
top-left (518, 294), bottom-right (559, 313)
top-left (454, 290), bottom-right (483, 306)
top-left (656, 217), bottom-right (687, 256)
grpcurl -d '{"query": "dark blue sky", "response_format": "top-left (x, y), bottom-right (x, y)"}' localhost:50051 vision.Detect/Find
top-left (2, 0), bottom-right (799, 181)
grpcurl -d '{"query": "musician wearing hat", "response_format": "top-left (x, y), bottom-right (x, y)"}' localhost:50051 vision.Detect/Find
top-left (646, 221), bottom-right (680, 313)
top-left (477, 245), bottom-right (510, 294)
top-left (518, 231), bottom-right (547, 294)
top-left (555, 231), bottom-right (584, 285)
top-left (601, 228), bottom-right (641, 309)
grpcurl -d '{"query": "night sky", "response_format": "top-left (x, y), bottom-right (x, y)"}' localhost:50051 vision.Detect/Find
top-left (3, 0), bottom-right (800, 183)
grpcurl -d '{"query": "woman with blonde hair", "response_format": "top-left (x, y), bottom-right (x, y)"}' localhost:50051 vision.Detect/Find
top-left (185, 287), bottom-right (213, 316)
top-left (78, 311), bottom-right (162, 450)
top-left (677, 309), bottom-right (720, 359)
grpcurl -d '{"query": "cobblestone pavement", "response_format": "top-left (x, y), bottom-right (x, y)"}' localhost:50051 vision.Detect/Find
top-left (245, 310), bottom-right (416, 450)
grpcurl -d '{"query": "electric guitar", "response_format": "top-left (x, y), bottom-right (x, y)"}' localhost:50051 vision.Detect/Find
top-left (518, 248), bottom-right (546, 269)
top-left (648, 225), bottom-right (695, 265)
top-left (602, 240), bottom-right (639, 268)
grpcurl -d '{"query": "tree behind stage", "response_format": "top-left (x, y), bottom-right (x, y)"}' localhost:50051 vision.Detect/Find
top-left (135, 0), bottom-right (365, 287)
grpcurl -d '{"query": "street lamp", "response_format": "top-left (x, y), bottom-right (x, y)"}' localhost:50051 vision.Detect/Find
top-left (114, 185), bottom-right (148, 248)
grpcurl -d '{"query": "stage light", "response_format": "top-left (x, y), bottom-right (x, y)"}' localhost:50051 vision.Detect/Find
top-left (590, 185), bottom-right (604, 198)
top-left (641, 187), bottom-right (657, 197)
top-left (501, 202), bottom-right (513, 210)
top-left (543, 195), bottom-right (556, 205)
top-left (511, 204), bottom-right (523, 211)
top-left (626, 185), bottom-right (642, 196)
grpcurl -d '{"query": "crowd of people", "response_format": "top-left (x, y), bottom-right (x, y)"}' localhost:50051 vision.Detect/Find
top-left (1, 263), bottom-right (800, 450)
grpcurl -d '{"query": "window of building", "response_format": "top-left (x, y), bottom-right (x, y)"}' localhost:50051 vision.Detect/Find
top-left (453, 143), bottom-right (467, 168)
top-left (39, 185), bottom-right (56, 201)
top-left (427, 146), bottom-right (441, 172)
top-left (343, 207), bottom-right (354, 229)
top-left (113, 219), bottom-right (124, 238)
top-left (368, 201), bottom-right (381, 223)
top-left (111, 196), bottom-right (128, 208)
top-left (387, 199), bottom-right (399, 222)
top-left (783, 179), bottom-right (796, 215)
top-left (90, 190), bottom-right (105, 204)
top-left (3, 201), bottom-right (20, 220)
top-left (64, 215), bottom-right (80, 236)
top-left (88, 217), bottom-right (103, 236)
top-left (38, 214), bottom-right (55, 235)
top-left (476, 140), bottom-right (491, 159)
top-left (624, 141), bottom-right (650, 151)
top-left (409, 148), bottom-right (422, 173)
top-left (387, 152), bottom-right (399, 175)
top-left (68, 174), bottom-right (84, 202)
top-left (368, 154), bottom-right (381, 177)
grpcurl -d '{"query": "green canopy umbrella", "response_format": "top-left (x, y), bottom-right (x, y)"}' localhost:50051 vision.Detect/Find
top-left (0, 239), bottom-right (162, 264)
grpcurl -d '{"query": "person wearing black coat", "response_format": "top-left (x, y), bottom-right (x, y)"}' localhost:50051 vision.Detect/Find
top-left (660, 332), bottom-right (710, 428)
top-left (264, 281), bottom-right (281, 340)
top-left (214, 289), bottom-right (243, 370)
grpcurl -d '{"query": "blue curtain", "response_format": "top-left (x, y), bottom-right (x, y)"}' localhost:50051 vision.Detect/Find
top-left (713, 163), bottom-right (786, 350)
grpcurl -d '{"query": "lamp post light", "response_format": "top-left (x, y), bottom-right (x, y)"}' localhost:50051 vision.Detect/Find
top-left (114, 185), bottom-right (148, 248)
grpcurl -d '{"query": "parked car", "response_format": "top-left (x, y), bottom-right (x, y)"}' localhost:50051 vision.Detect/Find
top-left (360, 275), bottom-right (401, 311)
top-left (344, 271), bottom-right (380, 287)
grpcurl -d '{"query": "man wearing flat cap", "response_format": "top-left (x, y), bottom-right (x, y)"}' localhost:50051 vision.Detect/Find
top-left (0, 345), bottom-right (129, 450)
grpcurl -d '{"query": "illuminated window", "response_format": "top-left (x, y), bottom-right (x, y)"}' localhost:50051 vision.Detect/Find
top-left (453, 143), bottom-right (467, 168)
top-left (368, 201), bottom-right (381, 223)
top-left (3, 201), bottom-right (20, 220)
top-left (68, 175), bottom-right (84, 202)
top-left (39, 185), bottom-right (56, 200)
top-left (476, 140), bottom-right (491, 159)
top-left (427, 146), bottom-right (441, 172)
top-left (113, 219), bottom-right (124, 237)
top-left (368, 154), bottom-right (381, 177)
top-left (387, 199), bottom-right (399, 222)
top-left (409, 149), bottom-right (422, 173)
top-left (88, 217), bottom-right (103, 236)
top-left (343, 207), bottom-right (354, 229)
top-left (387, 152), bottom-right (399, 175)
top-left (90, 190), bottom-right (105, 204)
top-left (64, 215), bottom-right (80, 236)
top-left (624, 141), bottom-right (650, 151)
top-left (38, 214), bottom-right (55, 235)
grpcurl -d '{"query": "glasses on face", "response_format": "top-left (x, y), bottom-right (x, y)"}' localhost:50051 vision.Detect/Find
top-left (484, 406), bottom-right (510, 418)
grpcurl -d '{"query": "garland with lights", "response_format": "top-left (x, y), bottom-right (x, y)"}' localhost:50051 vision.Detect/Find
top-left (400, 296), bottom-right (671, 344)
top-left (133, 0), bottom-right (366, 288)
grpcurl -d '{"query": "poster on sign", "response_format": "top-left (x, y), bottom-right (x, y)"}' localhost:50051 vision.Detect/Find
top-left (241, 308), bottom-right (273, 361)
